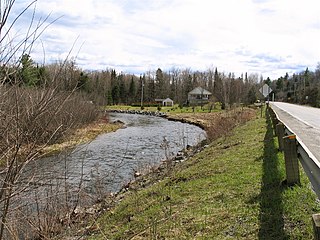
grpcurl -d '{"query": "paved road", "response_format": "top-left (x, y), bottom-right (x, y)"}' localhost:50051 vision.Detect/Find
top-left (269, 102), bottom-right (320, 163)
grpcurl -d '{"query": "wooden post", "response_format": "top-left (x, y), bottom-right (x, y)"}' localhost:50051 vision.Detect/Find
top-left (276, 123), bottom-right (285, 152)
top-left (270, 110), bottom-right (279, 136)
top-left (283, 135), bottom-right (300, 185)
top-left (313, 213), bottom-right (320, 240)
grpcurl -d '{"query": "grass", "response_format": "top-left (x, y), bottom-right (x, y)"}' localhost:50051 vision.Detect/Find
top-left (106, 104), bottom-right (221, 114)
top-left (85, 109), bottom-right (320, 239)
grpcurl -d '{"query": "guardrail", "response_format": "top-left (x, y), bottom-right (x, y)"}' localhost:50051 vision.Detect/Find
top-left (267, 105), bottom-right (320, 239)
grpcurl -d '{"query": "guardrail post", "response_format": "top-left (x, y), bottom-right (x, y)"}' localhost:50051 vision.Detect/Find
top-left (270, 110), bottom-right (279, 136)
top-left (276, 123), bottom-right (285, 151)
top-left (283, 135), bottom-right (300, 185)
top-left (313, 214), bottom-right (320, 240)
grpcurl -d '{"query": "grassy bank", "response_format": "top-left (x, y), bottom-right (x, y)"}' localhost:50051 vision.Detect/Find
top-left (40, 119), bottom-right (123, 157)
top-left (84, 110), bottom-right (320, 239)
top-left (106, 104), bottom-right (221, 114)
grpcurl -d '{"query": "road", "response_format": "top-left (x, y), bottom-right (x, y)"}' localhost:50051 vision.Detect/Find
top-left (269, 102), bottom-right (320, 163)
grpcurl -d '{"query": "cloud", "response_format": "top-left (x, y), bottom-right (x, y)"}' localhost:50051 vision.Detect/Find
top-left (9, 0), bottom-right (320, 79)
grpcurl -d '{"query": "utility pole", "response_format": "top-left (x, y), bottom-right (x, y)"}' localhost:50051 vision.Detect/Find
top-left (141, 79), bottom-right (144, 109)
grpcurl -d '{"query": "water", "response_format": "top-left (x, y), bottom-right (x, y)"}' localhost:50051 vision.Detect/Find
top-left (2, 113), bottom-right (206, 238)
top-left (21, 113), bottom-right (207, 198)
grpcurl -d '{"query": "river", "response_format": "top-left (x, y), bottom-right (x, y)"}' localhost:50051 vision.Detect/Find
top-left (4, 113), bottom-right (206, 238)
top-left (22, 113), bottom-right (207, 198)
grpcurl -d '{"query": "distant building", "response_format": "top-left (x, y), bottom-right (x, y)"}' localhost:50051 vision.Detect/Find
top-left (155, 98), bottom-right (174, 107)
top-left (162, 98), bottom-right (174, 107)
top-left (188, 87), bottom-right (212, 105)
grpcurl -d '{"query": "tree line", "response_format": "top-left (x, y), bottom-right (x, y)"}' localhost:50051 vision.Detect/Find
top-left (13, 53), bottom-right (320, 109)
top-left (7, 52), bottom-right (320, 110)
top-left (12, 56), bottom-right (265, 108)
top-left (85, 67), bottom-right (264, 108)
top-left (269, 65), bottom-right (320, 107)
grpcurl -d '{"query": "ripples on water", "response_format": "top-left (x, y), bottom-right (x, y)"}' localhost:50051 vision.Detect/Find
top-left (23, 113), bottom-right (207, 200)
top-left (1, 113), bottom-right (207, 238)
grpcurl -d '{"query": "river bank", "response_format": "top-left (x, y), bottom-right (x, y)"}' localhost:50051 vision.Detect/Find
top-left (66, 108), bottom-right (320, 240)
top-left (39, 117), bottom-right (124, 157)
top-left (2, 111), bottom-right (206, 239)
top-left (54, 108), bottom-right (258, 238)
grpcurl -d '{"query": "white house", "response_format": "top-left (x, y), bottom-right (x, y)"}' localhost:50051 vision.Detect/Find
top-left (162, 98), bottom-right (174, 107)
top-left (155, 98), bottom-right (174, 107)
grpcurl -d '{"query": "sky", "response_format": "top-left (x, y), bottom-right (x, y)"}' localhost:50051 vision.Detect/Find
top-left (9, 0), bottom-right (320, 79)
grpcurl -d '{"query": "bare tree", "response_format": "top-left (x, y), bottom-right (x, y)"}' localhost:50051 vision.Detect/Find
top-left (0, 1), bottom-right (100, 239)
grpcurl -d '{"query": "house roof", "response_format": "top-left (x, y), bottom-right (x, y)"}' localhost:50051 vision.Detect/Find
top-left (163, 98), bottom-right (173, 102)
top-left (188, 87), bottom-right (212, 95)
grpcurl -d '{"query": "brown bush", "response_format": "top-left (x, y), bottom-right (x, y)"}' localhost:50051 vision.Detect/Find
top-left (205, 108), bottom-right (255, 142)
top-left (0, 86), bottom-right (99, 157)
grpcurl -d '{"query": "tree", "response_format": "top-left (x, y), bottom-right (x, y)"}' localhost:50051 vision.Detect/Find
top-left (20, 54), bottom-right (40, 86)
top-left (265, 77), bottom-right (271, 86)
top-left (0, 1), bottom-right (99, 238)
top-left (118, 74), bottom-right (127, 104)
top-left (207, 68), bottom-right (214, 93)
top-left (112, 84), bottom-right (120, 104)
top-left (276, 77), bottom-right (284, 91)
top-left (247, 86), bottom-right (257, 104)
top-left (106, 90), bottom-right (113, 105)
top-left (77, 72), bottom-right (89, 90)
top-left (184, 74), bottom-right (193, 105)
top-left (128, 76), bottom-right (136, 104)
top-left (304, 67), bottom-right (310, 90)
top-left (155, 68), bottom-right (165, 98)
top-left (213, 68), bottom-right (226, 109)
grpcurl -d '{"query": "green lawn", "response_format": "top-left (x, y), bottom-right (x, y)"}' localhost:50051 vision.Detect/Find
top-left (86, 110), bottom-right (320, 239)
top-left (106, 104), bottom-right (221, 114)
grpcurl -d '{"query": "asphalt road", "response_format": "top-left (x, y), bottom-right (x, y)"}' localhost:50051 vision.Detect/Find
top-left (269, 102), bottom-right (320, 163)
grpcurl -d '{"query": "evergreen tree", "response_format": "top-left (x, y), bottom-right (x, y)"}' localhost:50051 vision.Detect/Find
top-left (265, 77), bottom-right (271, 86)
top-left (77, 72), bottom-right (89, 90)
top-left (110, 69), bottom-right (117, 86)
top-left (111, 85), bottom-right (120, 105)
top-left (118, 74), bottom-right (127, 104)
top-left (276, 77), bottom-right (284, 91)
top-left (128, 76), bottom-right (136, 104)
top-left (213, 68), bottom-right (225, 108)
top-left (304, 67), bottom-right (310, 89)
top-left (155, 68), bottom-right (165, 98)
top-left (106, 90), bottom-right (113, 105)
top-left (20, 54), bottom-right (39, 86)
top-left (109, 69), bottom-right (120, 104)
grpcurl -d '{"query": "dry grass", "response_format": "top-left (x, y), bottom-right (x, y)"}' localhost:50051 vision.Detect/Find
top-left (167, 108), bottom-right (256, 141)
top-left (40, 118), bottom-right (123, 156)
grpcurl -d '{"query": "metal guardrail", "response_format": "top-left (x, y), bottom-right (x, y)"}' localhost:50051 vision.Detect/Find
top-left (269, 105), bottom-right (320, 195)
top-left (268, 105), bottom-right (320, 239)
top-left (297, 144), bottom-right (320, 198)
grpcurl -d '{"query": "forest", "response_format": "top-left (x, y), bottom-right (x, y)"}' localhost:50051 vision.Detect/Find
top-left (10, 54), bottom-right (320, 108)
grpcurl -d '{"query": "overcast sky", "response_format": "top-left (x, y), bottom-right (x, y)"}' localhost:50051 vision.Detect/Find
top-left (11, 0), bottom-right (320, 79)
